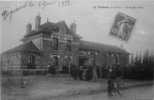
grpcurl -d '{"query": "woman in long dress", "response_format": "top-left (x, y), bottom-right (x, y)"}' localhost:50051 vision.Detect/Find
top-left (117, 19), bottom-right (131, 40)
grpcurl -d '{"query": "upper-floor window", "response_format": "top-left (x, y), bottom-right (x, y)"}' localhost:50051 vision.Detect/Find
top-left (115, 54), bottom-right (119, 64)
top-left (53, 38), bottom-right (58, 50)
top-left (66, 40), bottom-right (71, 51)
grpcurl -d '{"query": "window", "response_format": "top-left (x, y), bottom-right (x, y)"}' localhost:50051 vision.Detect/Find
top-left (53, 38), bottom-right (58, 50)
top-left (27, 55), bottom-right (35, 65)
top-left (115, 54), bottom-right (119, 64)
top-left (66, 40), bottom-right (71, 51)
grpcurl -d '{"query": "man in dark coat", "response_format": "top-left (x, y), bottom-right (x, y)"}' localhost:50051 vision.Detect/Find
top-left (70, 64), bottom-right (79, 80)
top-left (85, 65), bottom-right (93, 81)
top-left (107, 65), bottom-right (115, 96)
top-left (49, 63), bottom-right (56, 75)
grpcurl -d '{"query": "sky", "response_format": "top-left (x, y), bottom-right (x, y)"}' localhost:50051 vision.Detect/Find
top-left (0, 0), bottom-right (154, 55)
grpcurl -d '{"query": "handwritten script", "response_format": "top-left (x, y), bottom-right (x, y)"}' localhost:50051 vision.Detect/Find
top-left (1, 0), bottom-right (71, 21)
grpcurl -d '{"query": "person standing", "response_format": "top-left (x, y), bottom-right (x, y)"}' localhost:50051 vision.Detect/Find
top-left (85, 65), bottom-right (93, 81)
top-left (49, 63), bottom-right (56, 75)
top-left (113, 64), bottom-right (123, 96)
top-left (113, 76), bottom-right (122, 96)
top-left (107, 78), bottom-right (114, 96)
top-left (70, 64), bottom-right (79, 80)
top-left (92, 65), bottom-right (98, 81)
top-left (107, 65), bottom-right (115, 96)
top-left (107, 65), bottom-right (114, 79)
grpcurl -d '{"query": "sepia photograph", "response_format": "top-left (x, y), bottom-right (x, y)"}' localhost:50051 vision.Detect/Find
top-left (0, 0), bottom-right (154, 100)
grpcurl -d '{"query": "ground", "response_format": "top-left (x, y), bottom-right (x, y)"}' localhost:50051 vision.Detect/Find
top-left (54, 86), bottom-right (154, 100)
top-left (1, 75), bottom-right (154, 100)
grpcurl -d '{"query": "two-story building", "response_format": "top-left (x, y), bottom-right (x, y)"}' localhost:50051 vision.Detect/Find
top-left (0, 15), bottom-right (129, 75)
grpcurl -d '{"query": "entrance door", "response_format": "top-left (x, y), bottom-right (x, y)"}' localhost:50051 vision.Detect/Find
top-left (79, 56), bottom-right (89, 66)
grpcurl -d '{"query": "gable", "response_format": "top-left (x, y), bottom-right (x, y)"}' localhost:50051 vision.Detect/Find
top-left (1, 42), bottom-right (41, 55)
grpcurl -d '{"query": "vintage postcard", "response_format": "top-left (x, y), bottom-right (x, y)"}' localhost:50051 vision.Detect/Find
top-left (0, 0), bottom-right (154, 100)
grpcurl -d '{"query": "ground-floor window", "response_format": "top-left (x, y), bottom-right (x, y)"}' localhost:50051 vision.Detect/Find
top-left (27, 55), bottom-right (35, 69)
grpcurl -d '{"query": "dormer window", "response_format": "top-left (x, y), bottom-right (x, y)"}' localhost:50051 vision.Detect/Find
top-left (54, 27), bottom-right (59, 32)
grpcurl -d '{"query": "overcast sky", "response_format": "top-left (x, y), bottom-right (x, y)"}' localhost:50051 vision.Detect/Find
top-left (0, 0), bottom-right (154, 55)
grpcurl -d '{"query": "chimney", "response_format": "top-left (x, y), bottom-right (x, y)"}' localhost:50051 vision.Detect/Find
top-left (70, 22), bottom-right (76, 34)
top-left (26, 23), bottom-right (32, 34)
top-left (35, 15), bottom-right (41, 31)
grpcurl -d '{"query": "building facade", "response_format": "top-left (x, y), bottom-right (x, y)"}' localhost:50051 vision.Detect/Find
top-left (0, 15), bottom-right (129, 74)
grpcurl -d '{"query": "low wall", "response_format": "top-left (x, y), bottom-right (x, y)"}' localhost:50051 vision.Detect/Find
top-left (1, 68), bottom-right (48, 76)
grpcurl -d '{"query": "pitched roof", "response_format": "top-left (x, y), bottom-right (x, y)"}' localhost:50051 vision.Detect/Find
top-left (24, 30), bottom-right (40, 38)
top-left (56, 21), bottom-right (70, 34)
top-left (2, 42), bottom-right (41, 55)
top-left (24, 21), bottom-right (74, 38)
top-left (24, 22), bottom-right (56, 38)
top-left (40, 22), bottom-right (58, 33)
top-left (79, 40), bottom-right (129, 54)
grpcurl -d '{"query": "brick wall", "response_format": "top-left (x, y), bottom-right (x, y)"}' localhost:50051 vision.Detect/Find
top-left (1, 52), bottom-right (22, 71)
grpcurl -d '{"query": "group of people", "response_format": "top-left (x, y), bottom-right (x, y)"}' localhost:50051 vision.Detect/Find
top-left (70, 64), bottom-right (99, 81)
top-left (70, 64), bottom-right (124, 97)
top-left (107, 77), bottom-right (122, 96)
top-left (47, 62), bottom-right (123, 96)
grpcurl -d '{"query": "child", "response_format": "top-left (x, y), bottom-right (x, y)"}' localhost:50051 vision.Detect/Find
top-left (107, 78), bottom-right (114, 96)
top-left (113, 76), bottom-right (122, 96)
